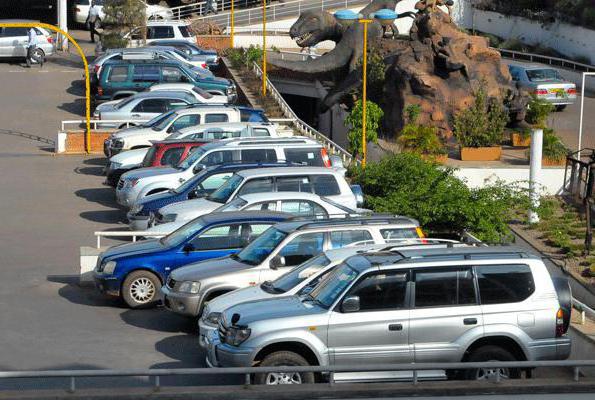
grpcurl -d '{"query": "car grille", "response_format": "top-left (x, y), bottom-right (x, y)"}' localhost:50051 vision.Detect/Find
top-left (167, 277), bottom-right (177, 290)
top-left (117, 179), bottom-right (125, 190)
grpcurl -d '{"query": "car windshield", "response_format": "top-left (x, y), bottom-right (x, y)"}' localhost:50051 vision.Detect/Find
top-left (215, 197), bottom-right (248, 212)
top-left (152, 112), bottom-right (178, 131)
top-left (171, 48), bottom-right (191, 61)
top-left (268, 254), bottom-right (331, 294)
top-left (177, 147), bottom-right (207, 170)
top-left (307, 263), bottom-right (359, 309)
top-left (141, 146), bottom-right (159, 167)
top-left (526, 68), bottom-right (563, 82)
top-left (206, 174), bottom-right (243, 203)
top-left (160, 219), bottom-right (205, 247)
top-left (173, 168), bottom-right (210, 194)
top-left (233, 227), bottom-right (288, 265)
top-left (192, 86), bottom-right (213, 99)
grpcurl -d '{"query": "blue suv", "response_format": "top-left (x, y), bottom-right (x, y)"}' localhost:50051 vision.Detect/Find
top-left (93, 211), bottom-right (291, 308)
top-left (127, 162), bottom-right (298, 230)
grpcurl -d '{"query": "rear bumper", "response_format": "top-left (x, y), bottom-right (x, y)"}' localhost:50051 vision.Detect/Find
top-left (527, 336), bottom-right (571, 361)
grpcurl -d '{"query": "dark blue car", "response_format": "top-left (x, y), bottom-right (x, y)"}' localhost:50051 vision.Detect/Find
top-left (127, 162), bottom-right (297, 230)
top-left (94, 211), bottom-right (291, 308)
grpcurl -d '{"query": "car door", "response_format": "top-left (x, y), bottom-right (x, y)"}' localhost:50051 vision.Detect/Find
top-left (409, 267), bottom-right (482, 363)
top-left (327, 270), bottom-right (412, 365)
top-left (2, 27), bottom-right (28, 57)
top-left (131, 64), bottom-right (160, 91)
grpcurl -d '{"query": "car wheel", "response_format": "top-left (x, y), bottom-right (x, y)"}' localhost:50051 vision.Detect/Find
top-left (32, 48), bottom-right (45, 63)
top-left (464, 345), bottom-right (520, 380)
top-left (122, 270), bottom-right (161, 308)
top-left (254, 351), bottom-right (314, 385)
top-left (555, 105), bottom-right (567, 112)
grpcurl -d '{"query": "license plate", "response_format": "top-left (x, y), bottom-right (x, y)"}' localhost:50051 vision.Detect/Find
top-left (550, 89), bottom-right (567, 98)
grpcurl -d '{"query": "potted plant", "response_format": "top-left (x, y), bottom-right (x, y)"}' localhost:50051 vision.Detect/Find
top-left (510, 129), bottom-right (531, 147)
top-left (398, 105), bottom-right (447, 163)
top-left (512, 95), bottom-right (555, 147)
top-left (453, 86), bottom-right (509, 161)
top-left (527, 128), bottom-right (569, 166)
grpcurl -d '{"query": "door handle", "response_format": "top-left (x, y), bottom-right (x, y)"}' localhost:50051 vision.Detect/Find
top-left (131, 114), bottom-right (141, 117)
top-left (464, 318), bottom-right (478, 325)
top-left (388, 323), bottom-right (403, 331)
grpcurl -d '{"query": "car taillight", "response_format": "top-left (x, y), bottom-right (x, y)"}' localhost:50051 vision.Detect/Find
top-left (321, 148), bottom-right (331, 167)
top-left (94, 65), bottom-right (100, 74)
top-left (47, 36), bottom-right (53, 44)
top-left (97, 86), bottom-right (103, 96)
top-left (567, 88), bottom-right (577, 95)
top-left (535, 89), bottom-right (548, 96)
top-left (555, 308), bottom-right (566, 337)
top-left (201, 62), bottom-right (207, 69)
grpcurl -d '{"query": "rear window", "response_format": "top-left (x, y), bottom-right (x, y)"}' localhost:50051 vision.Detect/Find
top-left (311, 175), bottom-right (340, 196)
top-left (284, 148), bottom-right (324, 166)
top-left (205, 114), bottom-right (229, 123)
top-left (476, 264), bottom-right (535, 304)
top-left (148, 26), bottom-right (175, 39)
top-left (526, 68), bottom-right (562, 82)
top-left (240, 149), bottom-right (277, 163)
top-left (381, 228), bottom-right (420, 241)
top-left (179, 25), bottom-right (192, 38)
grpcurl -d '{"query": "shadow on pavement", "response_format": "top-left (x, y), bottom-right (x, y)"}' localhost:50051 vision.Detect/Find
top-left (58, 97), bottom-right (85, 115)
top-left (120, 308), bottom-right (196, 334)
top-left (75, 166), bottom-right (105, 176)
top-left (52, 279), bottom-right (122, 308)
top-left (84, 157), bottom-right (107, 167)
top-left (80, 209), bottom-right (127, 224)
top-left (75, 187), bottom-right (120, 208)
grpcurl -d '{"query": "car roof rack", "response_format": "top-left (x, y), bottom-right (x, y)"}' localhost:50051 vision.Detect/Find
top-left (387, 246), bottom-right (535, 263)
top-left (293, 215), bottom-right (418, 230)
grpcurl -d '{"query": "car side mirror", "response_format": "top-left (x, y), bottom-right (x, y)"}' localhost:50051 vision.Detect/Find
top-left (270, 255), bottom-right (285, 270)
top-left (183, 243), bottom-right (194, 253)
top-left (341, 295), bottom-right (360, 313)
top-left (350, 184), bottom-right (365, 208)
top-left (192, 163), bottom-right (205, 174)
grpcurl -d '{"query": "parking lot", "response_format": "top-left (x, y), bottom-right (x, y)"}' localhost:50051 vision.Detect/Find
top-left (0, 29), bottom-right (593, 391)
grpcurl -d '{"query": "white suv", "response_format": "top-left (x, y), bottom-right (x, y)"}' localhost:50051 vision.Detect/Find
top-left (74, 0), bottom-right (173, 26)
top-left (127, 21), bottom-right (196, 47)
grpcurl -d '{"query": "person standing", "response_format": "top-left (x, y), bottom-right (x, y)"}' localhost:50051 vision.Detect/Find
top-left (26, 27), bottom-right (40, 68)
top-left (87, 1), bottom-right (101, 43)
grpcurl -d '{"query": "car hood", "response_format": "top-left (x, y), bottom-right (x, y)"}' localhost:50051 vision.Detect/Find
top-left (100, 238), bottom-right (165, 261)
top-left (138, 189), bottom-right (177, 206)
top-left (223, 295), bottom-right (325, 326)
top-left (122, 166), bottom-right (179, 180)
top-left (112, 127), bottom-right (157, 140)
top-left (207, 286), bottom-right (270, 314)
top-left (96, 99), bottom-right (122, 111)
top-left (110, 147), bottom-right (149, 165)
top-left (158, 198), bottom-right (220, 220)
top-left (170, 255), bottom-right (248, 281)
top-left (146, 220), bottom-right (185, 235)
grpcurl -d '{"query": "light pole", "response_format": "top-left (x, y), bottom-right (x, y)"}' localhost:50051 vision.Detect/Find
top-left (578, 72), bottom-right (594, 158)
top-left (359, 18), bottom-right (372, 168)
top-left (230, 0), bottom-right (235, 48)
top-left (262, 0), bottom-right (267, 96)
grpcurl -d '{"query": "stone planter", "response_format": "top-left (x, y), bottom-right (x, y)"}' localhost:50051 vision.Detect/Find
top-left (510, 132), bottom-right (531, 147)
top-left (460, 146), bottom-right (502, 161)
top-left (542, 157), bottom-right (566, 166)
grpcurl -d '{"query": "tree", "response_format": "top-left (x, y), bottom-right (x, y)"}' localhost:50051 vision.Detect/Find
top-left (346, 99), bottom-right (383, 157)
top-left (102, 0), bottom-right (147, 49)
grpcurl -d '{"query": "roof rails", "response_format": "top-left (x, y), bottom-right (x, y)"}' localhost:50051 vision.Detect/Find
top-left (294, 215), bottom-right (417, 230)
top-left (390, 246), bottom-right (534, 263)
top-left (233, 138), bottom-right (312, 146)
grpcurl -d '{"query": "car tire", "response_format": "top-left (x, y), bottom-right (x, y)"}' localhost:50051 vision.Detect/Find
top-left (254, 351), bottom-right (314, 385)
top-left (555, 105), bottom-right (567, 112)
top-left (464, 345), bottom-right (520, 380)
top-left (122, 270), bottom-right (161, 309)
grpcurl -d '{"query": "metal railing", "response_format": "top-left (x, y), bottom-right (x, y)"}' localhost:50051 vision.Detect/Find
top-left (189, 0), bottom-right (371, 27)
top-left (61, 120), bottom-right (138, 131)
top-left (94, 231), bottom-right (167, 248)
top-left (1, 360), bottom-right (593, 393)
top-left (250, 60), bottom-right (354, 165)
top-left (494, 48), bottom-right (595, 73)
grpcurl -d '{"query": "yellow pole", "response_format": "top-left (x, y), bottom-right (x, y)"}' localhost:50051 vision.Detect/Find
top-left (0, 22), bottom-right (92, 154)
top-left (230, 0), bottom-right (235, 48)
top-left (359, 19), bottom-right (371, 168)
top-left (262, 0), bottom-right (267, 96)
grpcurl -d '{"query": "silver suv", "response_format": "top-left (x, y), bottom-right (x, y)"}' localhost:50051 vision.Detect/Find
top-left (161, 216), bottom-right (424, 319)
top-left (205, 246), bottom-right (572, 384)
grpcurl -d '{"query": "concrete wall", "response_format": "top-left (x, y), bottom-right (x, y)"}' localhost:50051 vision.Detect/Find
top-left (453, 167), bottom-right (566, 196)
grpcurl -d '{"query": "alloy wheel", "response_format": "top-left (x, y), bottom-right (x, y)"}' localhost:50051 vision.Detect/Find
top-left (129, 277), bottom-right (156, 304)
top-left (265, 372), bottom-right (303, 385)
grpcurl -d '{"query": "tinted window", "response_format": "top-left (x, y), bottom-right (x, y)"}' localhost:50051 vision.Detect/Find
top-left (280, 201), bottom-right (328, 217)
top-left (279, 232), bottom-right (325, 267)
top-left (347, 271), bottom-right (408, 311)
top-left (273, 254), bottom-right (331, 294)
top-left (414, 268), bottom-right (476, 308)
top-left (162, 66), bottom-right (184, 82)
top-left (132, 65), bottom-right (160, 82)
top-left (201, 150), bottom-right (233, 166)
top-left (149, 26), bottom-right (175, 39)
top-left (108, 66), bottom-right (128, 82)
top-left (160, 147), bottom-right (184, 166)
top-left (198, 172), bottom-right (232, 191)
top-left (165, 99), bottom-right (190, 111)
top-left (285, 148), bottom-right (324, 166)
top-left (381, 228), bottom-right (420, 241)
top-left (189, 224), bottom-right (243, 250)
top-left (2, 27), bottom-right (28, 36)
top-left (330, 230), bottom-right (373, 248)
top-left (179, 25), bottom-right (191, 38)
top-left (133, 99), bottom-right (167, 113)
top-left (311, 175), bottom-right (340, 196)
top-left (237, 178), bottom-right (274, 195)
top-left (477, 264), bottom-right (535, 304)
top-left (205, 114), bottom-right (229, 123)
top-left (170, 115), bottom-right (200, 131)
top-left (240, 149), bottom-right (277, 163)
top-left (276, 176), bottom-right (312, 192)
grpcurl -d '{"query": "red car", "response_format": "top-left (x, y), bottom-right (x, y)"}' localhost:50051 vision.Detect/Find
top-left (106, 139), bottom-right (210, 187)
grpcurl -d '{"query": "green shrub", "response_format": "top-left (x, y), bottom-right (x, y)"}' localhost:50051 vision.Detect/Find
top-left (346, 99), bottom-right (383, 156)
top-left (542, 129), bottom-right (570, 162)
top-left (525, 95), bottom-right (554, 127)
top-left (498, 38), bottom-right (528, 52)
top-left (453, 85), bottom-right (509, 147)
top-left (398, 105), bottom-right (446, 156)
top-left (348, 153), bottom-right (530, 242)
top-left (99, 33), bottom-right (128, 49)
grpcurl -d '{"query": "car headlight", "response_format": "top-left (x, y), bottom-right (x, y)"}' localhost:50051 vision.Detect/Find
top-left (204, 312), bottom-right (222, 326)
top-left (224, 326), bottom-right (251, 346)
top-left (131, 204), bottom-right (144, 214)
top-left (112, 139), bottom-right (124, 148)
top-left (178, 281), bottom-right (201, 294)
top-left (103, 261), bottom-right (117, 274)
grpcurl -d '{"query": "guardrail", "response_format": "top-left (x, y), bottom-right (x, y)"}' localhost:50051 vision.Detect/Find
top-left (190, 0), bottom-right (371, 27)
top-left (1, 360), bottom-right (593, 393)
top-left (94, 231), bottom-right (167, 249)
top-left (494, 48), bottom-right (595, 73)
top-left (250, 60), bottom-right (354, 165)
top-left (61, 120), bottom-right (138, 131)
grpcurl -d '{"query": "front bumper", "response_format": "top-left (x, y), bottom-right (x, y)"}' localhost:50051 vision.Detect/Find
top-left (93, 273), bottom-right (121, 298)
top-left (205, 331), bottom-right (254, 368)
top-left (198, 318), bottom-right (218, 349)
top-left (116, 188), bottom-right (136, 208)
top-left (527, 336), bottom-right (571, 361)
top-left (161, 285), bottom-right (202, 317)
top-left (127, 212), bottom-right (151, 231)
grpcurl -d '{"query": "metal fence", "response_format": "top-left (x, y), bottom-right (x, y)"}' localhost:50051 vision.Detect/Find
top-left (1, 360), bottom-right (594, 393)
top-left (494, 48), bottom-right (595, 73)
top-left (94, 231), bottom-right (167, 248)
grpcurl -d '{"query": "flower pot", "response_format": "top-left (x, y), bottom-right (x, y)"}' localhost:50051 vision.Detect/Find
top-left (421, 154), bottom-right (448, 164)
top-left (542, 157), bottom-right (566, 166)
top-left (510, 132), bottom-right (531, 147)
top-left (460, 146), bottom-right (502, 161)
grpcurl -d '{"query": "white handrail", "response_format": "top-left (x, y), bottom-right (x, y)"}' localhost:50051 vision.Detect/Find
top-left (94, 231), bottom-right (168, 249)
top-left (61, 120), bottom-right (140, 131)
top-left (494, 48), bottom-right (595, 72)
